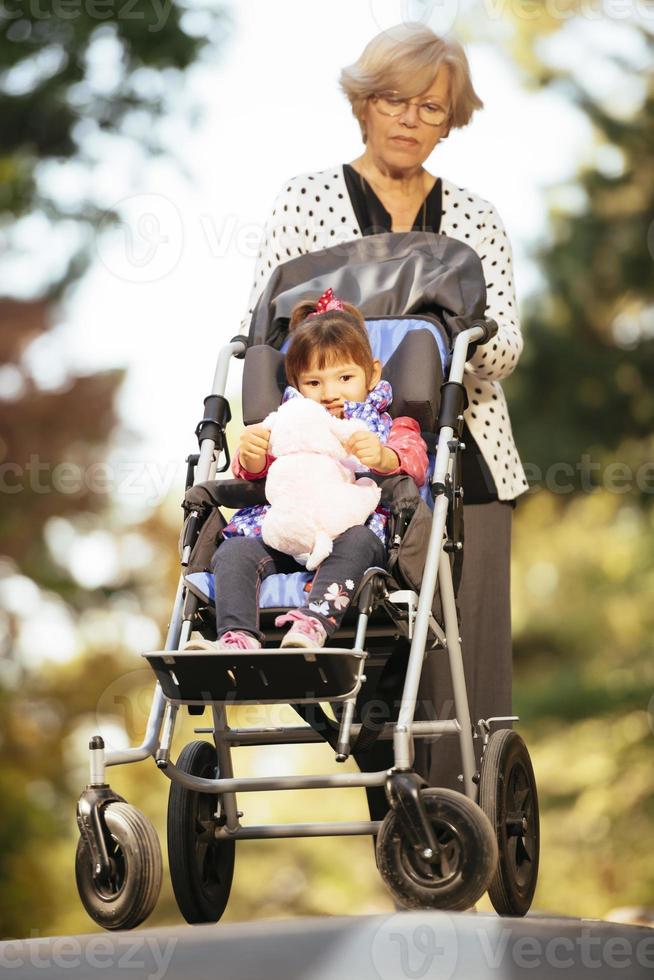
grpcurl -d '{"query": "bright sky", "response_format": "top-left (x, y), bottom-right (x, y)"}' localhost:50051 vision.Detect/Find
top-left (17, 0), bottom-right (619, 513)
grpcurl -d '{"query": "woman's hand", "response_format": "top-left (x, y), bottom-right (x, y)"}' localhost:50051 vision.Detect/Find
top-left (238, 425), bottom-right (271, 474)
top-left (345, 432), bottom-right (399, 473)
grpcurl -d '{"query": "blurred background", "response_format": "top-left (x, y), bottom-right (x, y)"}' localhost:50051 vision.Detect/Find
top-left (1, 0), bottom-right (653, 938)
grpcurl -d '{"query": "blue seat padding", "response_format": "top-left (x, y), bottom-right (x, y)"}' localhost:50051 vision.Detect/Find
top-left (280, 316), bottom-right (448, 372)
top-left (186, 570), bottom-right (314, 608)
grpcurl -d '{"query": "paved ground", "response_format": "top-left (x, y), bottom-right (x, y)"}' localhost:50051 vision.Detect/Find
top-left (1, 911), bottom-right (653, 979)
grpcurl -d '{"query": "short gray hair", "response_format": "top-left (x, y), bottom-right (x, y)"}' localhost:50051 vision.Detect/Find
top-left (339, 23), bottom-right (483, 140)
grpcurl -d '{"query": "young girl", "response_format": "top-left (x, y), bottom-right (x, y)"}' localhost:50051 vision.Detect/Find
top-left (186, 288), bottom-right (428, 652)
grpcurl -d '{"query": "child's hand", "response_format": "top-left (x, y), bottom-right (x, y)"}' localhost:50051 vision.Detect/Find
top-left (345, 431), bottom-right (387, 470)
top-left (239, 425), bottom-right (271, 474)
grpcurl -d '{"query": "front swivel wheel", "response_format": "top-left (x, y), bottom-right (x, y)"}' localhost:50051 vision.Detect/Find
top-left (376, 787), bottom-right (498, 911)
top-left (75, 802), bottom-right (163, 931)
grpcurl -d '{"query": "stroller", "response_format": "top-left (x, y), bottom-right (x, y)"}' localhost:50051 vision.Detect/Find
top-left (74, 232), bottom-right (539, 930)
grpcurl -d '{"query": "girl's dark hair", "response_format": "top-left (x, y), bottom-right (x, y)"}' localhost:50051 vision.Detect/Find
top-left (285, 299), bottom-right (374, 388)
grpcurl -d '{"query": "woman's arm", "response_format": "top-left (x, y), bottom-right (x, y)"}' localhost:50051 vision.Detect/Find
top-left (370, 417), bottom-right (429, 488)
top-left (240, 177), bottom-right (313, 333)
top-left (466, 202), bottom-right (523, 383)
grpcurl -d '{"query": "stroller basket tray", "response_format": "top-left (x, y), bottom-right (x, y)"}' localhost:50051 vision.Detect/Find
top-left (143, 648), bottom-right (365, 704)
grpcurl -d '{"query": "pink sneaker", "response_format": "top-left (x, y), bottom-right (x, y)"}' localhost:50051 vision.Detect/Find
top-left (183, 631), bottom-right (261, 652)
top-left (216, 631), bottom-right (261, 651)
top-left (275, 610), bottom-right (327, 649)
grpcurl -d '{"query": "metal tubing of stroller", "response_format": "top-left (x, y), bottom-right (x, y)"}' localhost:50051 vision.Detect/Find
top-left (394, 491), bottom-right (449, 770)
top-left (104, 344), bottom-right (246, 770)
top-left (105, 683), bottom-right (166, 767)
top-left (438, 548), bottom-right (477, 799)
top-left (215, 821), bottom-right (383, 840)
top-left (334, 611), bottom-right (370, 760)
top-left (193, 719), bottom-right (461, 746)
top-left (105, 572), bottom-right (187, 767)
top-left (449, 325), bottom-right (485, 378)
top-left (156, 763), bottom-right (388, 794)
top-left (211, 339), bottom-right (246, 400)
top-left (190, 341), bottom-right (246, 494)
top-left (212, 704), bottom-right (241, 833)
top-left (393, 327), bottom-right (484, 772)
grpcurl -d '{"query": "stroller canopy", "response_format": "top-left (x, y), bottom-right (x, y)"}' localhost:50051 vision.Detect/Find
top-left (248, 231), bottom-right (488, 349)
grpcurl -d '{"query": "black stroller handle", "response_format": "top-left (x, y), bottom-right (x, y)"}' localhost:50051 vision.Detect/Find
top-left (469, 317), bottom-right (498, 345)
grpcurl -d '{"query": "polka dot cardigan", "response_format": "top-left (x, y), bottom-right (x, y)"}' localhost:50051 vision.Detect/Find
top-left (241, 165), bottom-right (529, 502)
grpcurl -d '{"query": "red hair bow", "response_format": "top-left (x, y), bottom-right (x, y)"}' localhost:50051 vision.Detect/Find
top-left (309, 287), bottom-right (346, 317)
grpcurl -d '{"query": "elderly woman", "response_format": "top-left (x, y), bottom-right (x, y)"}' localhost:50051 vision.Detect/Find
top-left (240, 23), bottom-right (528, 820)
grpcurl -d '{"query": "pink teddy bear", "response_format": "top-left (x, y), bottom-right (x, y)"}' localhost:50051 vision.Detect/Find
top-left (259, 394), bottom-right (382, 570)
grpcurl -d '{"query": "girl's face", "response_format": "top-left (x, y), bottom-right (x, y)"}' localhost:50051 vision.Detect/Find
top-left (297, 356), bottom-right (382, 417)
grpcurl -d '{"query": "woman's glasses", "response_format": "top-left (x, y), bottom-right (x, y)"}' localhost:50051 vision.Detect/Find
top-left (370, 92), bottom-right (449, 127)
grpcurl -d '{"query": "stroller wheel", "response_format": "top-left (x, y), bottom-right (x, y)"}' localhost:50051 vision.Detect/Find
top-left (478, 729), bottom-right (540, 916)
top-left (75, 802), bottom-right (162, 931)
top-left (376, 788), bottom-right (498, 911)
top-left (167, 740), bottom-right (235, 924)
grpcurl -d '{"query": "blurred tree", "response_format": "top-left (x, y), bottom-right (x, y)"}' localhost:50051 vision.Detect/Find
top-left (0, 0), bottom-right (228, 937)
top-left (0, 300), bottom-right (123, 577)
top-left (0, 0), bottom-right (230, 289)
top-left (497, 8), bottom-right (654, 916)
top-left (504, 15), bottom-right (654, 484)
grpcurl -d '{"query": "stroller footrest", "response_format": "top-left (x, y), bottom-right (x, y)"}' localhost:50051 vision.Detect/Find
top-left (143, 648), bottom-right (365, 704)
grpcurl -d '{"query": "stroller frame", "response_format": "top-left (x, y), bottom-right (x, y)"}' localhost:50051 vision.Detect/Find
top-left (85, 325), bottom-right (513, 835)
top-left (76, 234), bottom-right (539, 927)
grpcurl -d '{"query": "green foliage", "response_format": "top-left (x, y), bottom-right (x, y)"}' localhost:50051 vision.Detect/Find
top-left (0, 0), bottom-right (226, 939)
top-left (502, 11), bottom-right (654, 919)
top-left (506, 23), bottom-right (654, 480)
top-left (0, 0), bottom-right (230, 289)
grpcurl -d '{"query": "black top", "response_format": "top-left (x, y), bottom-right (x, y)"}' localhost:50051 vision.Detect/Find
top-left (342, 163), bottom-right (501, 505)
top-left (343, 162), bottom-right (443, 236)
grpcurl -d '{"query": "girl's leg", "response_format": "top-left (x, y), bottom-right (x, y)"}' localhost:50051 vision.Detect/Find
top-left (277, 525), bottom-right (387, 644)
top-left (211, 536), bottom-right (299, 643)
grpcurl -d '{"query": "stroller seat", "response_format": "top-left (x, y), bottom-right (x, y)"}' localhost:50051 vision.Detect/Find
top-left (151, 314), bottom-right (449, 706)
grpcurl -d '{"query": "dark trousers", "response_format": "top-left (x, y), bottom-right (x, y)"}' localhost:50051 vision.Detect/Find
top-left (211, 525), bottom-right (387, 642)
top-left (413, 500), bottom-right (514, 790)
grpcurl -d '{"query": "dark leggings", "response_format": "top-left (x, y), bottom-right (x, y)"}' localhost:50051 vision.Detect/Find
top-left (211, 525), bottom-right (386, 642)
